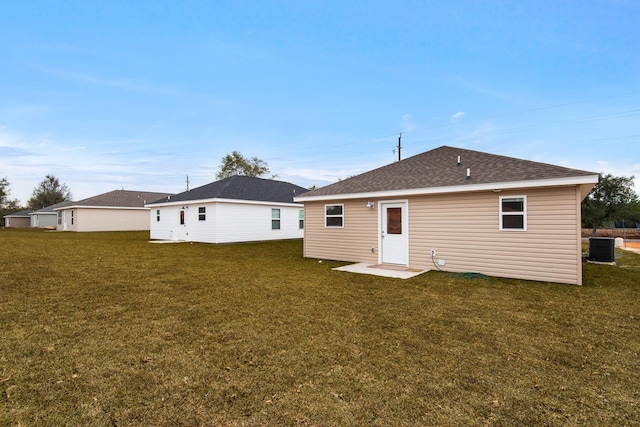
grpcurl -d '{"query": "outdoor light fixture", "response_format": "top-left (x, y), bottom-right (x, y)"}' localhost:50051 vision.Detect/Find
top-left (366, 201), bottom-right (375, 208)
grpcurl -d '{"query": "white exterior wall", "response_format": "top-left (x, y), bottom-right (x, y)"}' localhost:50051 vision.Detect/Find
top-left (149, 200), bottom-right (304, 243)
top-left (31, 213), bottom-right (57, 228)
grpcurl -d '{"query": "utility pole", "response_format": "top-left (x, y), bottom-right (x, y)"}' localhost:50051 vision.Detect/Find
top-left (396, 133), bottom-right (402, 161)
top-left (186, 175), bottom-right (190, 192)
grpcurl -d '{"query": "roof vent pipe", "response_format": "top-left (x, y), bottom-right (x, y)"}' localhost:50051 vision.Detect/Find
top-left (457, 155), bottom-right (461, 166)
top-left (466, 168), bottom-right (471, 180)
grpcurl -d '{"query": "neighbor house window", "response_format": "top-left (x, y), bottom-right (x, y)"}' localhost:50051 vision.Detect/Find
top-left (180, 210), bottom-right (185, 225)
top-left (156, 209), bottom-right (160, 222)
top-left (57, 211), bottom-right (62, 225)
top-left (71, 211), bottom-right (74, 225)
top-left (500, 196), bottom-right (527, 231)
top-left (299, 210), bottom-right (304, 229)
top-left (272, 209), bottom-right (281, 230)
top-left (325, 204), bottom-right (344, 227)
top-left (198, 207), bottom-right (206, 221)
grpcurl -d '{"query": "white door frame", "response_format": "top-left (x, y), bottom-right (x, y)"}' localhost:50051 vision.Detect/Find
top-left (379, 200), bottom-right (409, 265)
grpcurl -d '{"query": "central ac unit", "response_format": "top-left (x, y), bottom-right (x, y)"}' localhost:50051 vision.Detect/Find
top-left (588, 237), bottom-right (615, 263)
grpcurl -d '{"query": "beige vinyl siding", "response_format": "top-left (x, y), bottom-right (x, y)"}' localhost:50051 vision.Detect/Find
top-left (303, 185), bottom-right (583, 285)
top-left (303, 200), bottom-right (378, 264)
top-left (408, 186), bottom-right (582, 284)
top-left (72, 208), bottom-right (151, 232)
top-left (5, 216), bottom-right (31, 228)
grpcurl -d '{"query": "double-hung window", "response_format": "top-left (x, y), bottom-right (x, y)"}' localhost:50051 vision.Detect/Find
top-left (499, 196), bottom-right (527, 231)
top-left (299, 210), bottom-right (304, 229)
top-left (325, 204), bottom-right (344, 227)
top-left (272, 209), bottom-right (281, 230)
top-left (198, 207), bottom-right (206, 221)
top-left (156, 209), bottom-right (161, 222)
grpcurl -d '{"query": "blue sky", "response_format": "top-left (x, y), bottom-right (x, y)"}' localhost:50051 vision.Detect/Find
top-left (1, 1), bottom-right (638, 205)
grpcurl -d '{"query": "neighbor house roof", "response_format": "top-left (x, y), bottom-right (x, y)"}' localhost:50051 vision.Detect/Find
top-left (56, 190), bottom-right (173, 210)
top-left (30, 200), bottom-right (76, 214)
top-left (3, 208), bottom-right (33, 218)
top-left (147, 175), bottom-right (309, 206)
top-left (296, 145), bottom-right (598, 200)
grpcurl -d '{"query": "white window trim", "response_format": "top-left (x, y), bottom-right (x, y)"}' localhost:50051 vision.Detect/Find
top-left (324, 203), bottom-right (344, 228)
top-left (499, 195), bottom-right (527, 231)
top-left (271, 208), bottom-right (281, 230)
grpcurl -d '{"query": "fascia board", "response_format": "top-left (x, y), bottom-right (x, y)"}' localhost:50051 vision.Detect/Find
top-left (145, 198), bottom-right (303, 208)
top-left (53, 205), bottom-right (149, 211)
top-left (294, 175), bottom-right (600, 202)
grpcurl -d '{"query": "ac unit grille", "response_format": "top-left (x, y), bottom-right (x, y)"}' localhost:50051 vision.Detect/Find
top-left (588, 237), bottom-right (615, 263)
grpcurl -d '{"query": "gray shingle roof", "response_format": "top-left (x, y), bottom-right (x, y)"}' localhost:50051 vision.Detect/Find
top-left (3, 208), bottom-right (33, 218)
top-left (31, 200), bottom-right (76, 213)
top-left (147, 175), bottom-right (309, 205)
top-left (70, 190), bottom-right (174, 208)
top-left (298, 145), bottom-right (597, 198)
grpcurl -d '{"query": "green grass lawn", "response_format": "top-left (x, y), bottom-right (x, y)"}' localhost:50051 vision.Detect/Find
top-left (1, 229), bottom-right (639, 426)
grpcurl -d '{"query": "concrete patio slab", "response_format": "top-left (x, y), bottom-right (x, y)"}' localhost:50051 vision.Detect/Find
top-left (333, 263), bottom-right (429, 279)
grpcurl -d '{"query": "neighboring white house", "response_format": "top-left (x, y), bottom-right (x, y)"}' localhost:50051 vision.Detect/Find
top-left (30, 201), bottom-right (75, 228)
top-left (54, 190), bottom-right (173, 232)
top-left (146, 175), bottom-right (309, 243)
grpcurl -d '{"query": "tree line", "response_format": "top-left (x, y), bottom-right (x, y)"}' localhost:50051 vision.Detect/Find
top-left (3, 152), bottom-right (639, 232)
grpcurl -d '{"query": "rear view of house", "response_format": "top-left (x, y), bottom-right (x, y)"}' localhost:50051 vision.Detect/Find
top-left (54, 190), bottom-right (173, 232)
top-left (295, 146), bottom-right (599, 285)
top-left (146, 175), bottom-right (309, 244)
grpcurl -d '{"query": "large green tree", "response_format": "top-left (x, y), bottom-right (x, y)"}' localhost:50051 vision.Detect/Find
top-left (0, 176), bottom-right (9, 206)
top-left (1, 176), bottom-right (20, 209)
top-left (216, 151), bottom-right (271, 180)
top-left (27, 175), bottom-right (72, 210)
top-left (1, 176), bottom-right (22, 226)
top-left (582, 173), bottom-right (638, 235)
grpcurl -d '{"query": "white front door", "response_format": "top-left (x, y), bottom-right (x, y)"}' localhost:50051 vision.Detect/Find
top-left (176, 209), bottom-right (187, 240)
top-left (380, 202), bottom-right (408, 265)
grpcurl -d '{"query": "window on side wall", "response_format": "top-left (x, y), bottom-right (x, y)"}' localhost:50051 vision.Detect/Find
top-left (299, 209), bottom-right (304, 229)
top-left (156, 209), bottom-right (161, 222)
top-left (325, 204), bottom-right (344, 228)
top-left (272, 209), bottom-right (281, 230)
top-left (499, 196), bottom-right (527, 231)
top-left (71, 211), bottom-right (74, 225)
top-left (198, 207), bottom-right (206, 221)
top-left (57, 211), bottom-right (62, 225)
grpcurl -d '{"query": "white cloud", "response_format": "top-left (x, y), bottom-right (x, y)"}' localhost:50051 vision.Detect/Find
top-left (451, 111), bottom-right (465, 121)
top-left (282, 167), bottom-right (363, 185)
top-left (34, 66), bottom-right (179, 96)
